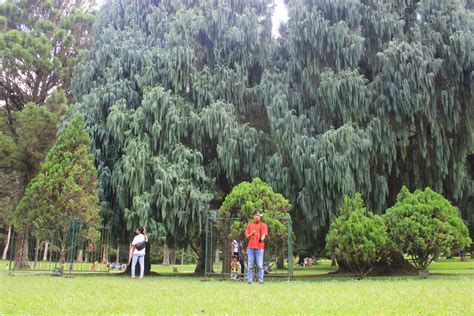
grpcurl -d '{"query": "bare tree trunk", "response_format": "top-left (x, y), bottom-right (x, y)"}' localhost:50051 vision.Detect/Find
top-left (14, 230), bottom-right (29, 269)
top-left (1, 225), bottom-right (12, 260)
top-left (102, 244), bottom-right (108, 264)
top-left (163, 244), bottom-right (170, 265)
top-left (84, 252), bottom-right (89, 263)
top-left (76, 249), bottom-right (83, 263)
top-left (170, 248), bottom-right (177, 265)
top-left (33, 239), bottom-right (40, 268)
top-left (181, 248), bottom-right (184, 265)
top-left (43, 242), bottom-right (49, 261)
top-left (59, 244), bottom-right (66, 270)
top-left (115, 246), bottom-right (120, 264)
top-left (192, 234), bottom-right (210, 275)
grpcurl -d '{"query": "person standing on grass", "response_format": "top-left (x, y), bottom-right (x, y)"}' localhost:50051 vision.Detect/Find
top-left (230, 255), bottom-right (240, 280)
top-left (245, 209), bottom-right (268, 284)
top-left (231, 239), bottom-right (246, 275)
top-left (130, 226), bottom-right (147, 279)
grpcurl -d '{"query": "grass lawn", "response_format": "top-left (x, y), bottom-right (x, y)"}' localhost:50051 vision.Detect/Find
top-left (0, 273), bottom-right (473, 314)
top-left (1, 259), bottom-right (474, 314)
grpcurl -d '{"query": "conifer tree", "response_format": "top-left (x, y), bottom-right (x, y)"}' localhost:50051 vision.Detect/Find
top-left (15, 116), bottom-right (100, 269)
top-left (73, 0), bottom-right (473, 269)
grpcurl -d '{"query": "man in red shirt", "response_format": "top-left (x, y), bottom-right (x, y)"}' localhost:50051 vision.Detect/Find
top-left (245, 209), bottom-right (268, 284)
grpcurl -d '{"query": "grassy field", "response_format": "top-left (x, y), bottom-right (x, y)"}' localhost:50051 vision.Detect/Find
top-left (1, 259), bottom-right (473, 314)
top-left (0, 273), bottom-right (473, 314)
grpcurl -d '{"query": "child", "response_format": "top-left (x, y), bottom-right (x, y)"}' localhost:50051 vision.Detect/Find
top-left (231, 255), bottom-right (240, 280)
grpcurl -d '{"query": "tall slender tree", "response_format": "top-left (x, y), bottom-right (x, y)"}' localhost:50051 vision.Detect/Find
top-left (14, 116), bottom-right (101, 269)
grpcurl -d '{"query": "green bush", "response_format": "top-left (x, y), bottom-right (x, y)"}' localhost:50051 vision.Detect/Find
top-left (384, 186), bottom-right (471, 270)
top-left (326, 193), bottom-right (388, 277)
top-left (220, 177), bottom-right (291, 239)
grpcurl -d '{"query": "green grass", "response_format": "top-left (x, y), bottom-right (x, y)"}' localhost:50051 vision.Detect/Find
top-left (0, 273), bottom-right (473, 314)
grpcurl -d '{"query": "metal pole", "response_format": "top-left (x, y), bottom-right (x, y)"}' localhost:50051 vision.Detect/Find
top-left (204, 215), bottom-right (209, 278)
top-left (287, 214), bottom-right (293, 280)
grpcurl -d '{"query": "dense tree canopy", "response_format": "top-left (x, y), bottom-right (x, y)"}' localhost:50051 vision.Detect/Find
top-left (0, 0), bottom-right (95, 113)
top-left (15, 116), bottom-right (101, 267)
top-left (73, 0), bottom-right (473, 264)
top-left (0, 0), bottom-right (96, 259)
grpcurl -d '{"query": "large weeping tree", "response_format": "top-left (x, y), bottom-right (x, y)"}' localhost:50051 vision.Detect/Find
top-left (261, 0), bottom-right (473, 248)
top-left (73, 0), bottom-right (274, 273)
top-left (74, 0), bottom-right (473, 270)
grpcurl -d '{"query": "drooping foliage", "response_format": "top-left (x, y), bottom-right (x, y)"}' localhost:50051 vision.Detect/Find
top-left (73, 0), bottom-right (473, 265)
top-left (72, 0), bottom-right (274, 266)
top-left (262, 0), bottom-right (473, 243)
top-left (384, 186), bottom-right (471, 270)
top-left (14, 116), bottom-right (101, 267)
top-left (326, 193), bottom-right (388, 277)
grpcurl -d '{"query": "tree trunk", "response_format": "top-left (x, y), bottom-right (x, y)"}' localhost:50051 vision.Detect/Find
top-left (277, 254), bottom-right (285, 269)
top-left (76, 249), bottom-right (83, 263)
top-left (193, 234), bottom-right (210, 275)
top-left (14, 230), bottom-right (29, 269)
top-left (331, 253), bottom-right (337, 266)
top-left (181, 248), bottom-right (184, 265)
top-left (163, 243), bottom-right (170, 265)
top-left (33, 239), bottom-right (40, 268)
top-left (59, 244), bottom-right (66, 270)
top-left (1, 225), bottom-right (12, 260)
top-left (84, 251), bottom-right (89, 263)
top-left (223, 238), bottom-right (233, 273)
top-left (433, 248), bottom-right (440, 262)
top-left (115, 246), bottom-right (120, 264)
top-left (101, 244), bottom-right (108, 263)
top-left (43, 242), bottom-right (49, 261)
top-left (170, 248), bottom-right (176, 265)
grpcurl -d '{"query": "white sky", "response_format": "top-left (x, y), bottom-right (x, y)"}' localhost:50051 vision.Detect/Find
top-left (272, 0), bottom-right (289, 37)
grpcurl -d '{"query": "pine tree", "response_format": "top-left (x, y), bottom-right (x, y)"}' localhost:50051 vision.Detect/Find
top-left (14, 116), bottom-right (101, 269)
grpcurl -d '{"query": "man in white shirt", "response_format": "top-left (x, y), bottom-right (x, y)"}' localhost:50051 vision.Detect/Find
top-left (130, 226), bottom-right (147, 279)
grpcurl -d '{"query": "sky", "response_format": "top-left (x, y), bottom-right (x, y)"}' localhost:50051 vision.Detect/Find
top-left (272, 0), bottom-right (289, 37)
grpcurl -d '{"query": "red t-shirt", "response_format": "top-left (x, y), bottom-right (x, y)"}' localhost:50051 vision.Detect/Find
top-left (245, 221), bottom-right (268, 250)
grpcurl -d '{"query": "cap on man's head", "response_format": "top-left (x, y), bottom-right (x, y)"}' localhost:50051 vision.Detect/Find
top-left (253, 209), bottom-right (263, 216)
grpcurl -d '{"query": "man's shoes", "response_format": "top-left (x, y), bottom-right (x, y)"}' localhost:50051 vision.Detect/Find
top-left (258, 282), bottom-right (264, 285)
top-left (248, 282), bottom-right (252, 284)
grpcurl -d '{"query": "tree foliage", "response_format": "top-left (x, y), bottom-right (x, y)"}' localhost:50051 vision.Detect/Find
top-left (326, 193), bottom-right (388, 277)
top-left (0, 0), bottom-right (96, 112)
top-left (384, 186), bottom-right (471, 270)
top-left (0, 97), bottom-right (66, 233)
top-left (73, 0), bottom-right (473, 263)
top-left (14, 116), bottom-right (101, 266)
top-left (220, 177), bottom-right (291, 240)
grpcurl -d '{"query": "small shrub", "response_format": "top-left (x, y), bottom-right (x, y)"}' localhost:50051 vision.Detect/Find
top-left (326, 193), bottom-right (388, 278)
top-left (384, 186), bottom-right (471, 270)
